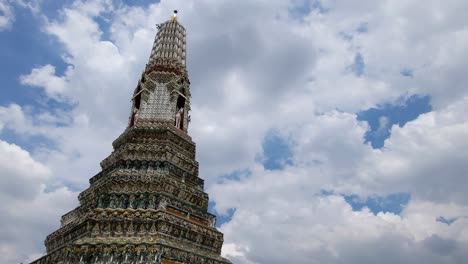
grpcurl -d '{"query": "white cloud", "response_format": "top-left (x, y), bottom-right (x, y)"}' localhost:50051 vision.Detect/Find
top-left (1, 0), bottom-right (468, 263)
top-left (209, 97), bottom-right (468, 263)
top-left (0, 140), bottom-right (77, 264)
top-left (365, 97), bottom-right (468, 203)
top-left (0, 103), bottom-right (71, 137)
top-left (317, 0), bottom-right (468, 109)
top-left (13, 0), bottom-right (42, 14)
top-left (0, 140), bottom-right (50, 198)
top-left (0, 0), bottom-right (14, 30)
top-left (218, 194), bottom-right (468, 264)
top-left (20, 64), bottom-right (71, 100)
top-left (0, 104), bottom-right (28, 133)
top-left (0, 185), bottom-right (77, 264)
top-left (376, 116), bottom-right (389, 135)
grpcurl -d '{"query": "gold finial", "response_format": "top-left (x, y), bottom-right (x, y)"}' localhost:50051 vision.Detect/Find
top-left (172, 10), bottom-right (178, 21)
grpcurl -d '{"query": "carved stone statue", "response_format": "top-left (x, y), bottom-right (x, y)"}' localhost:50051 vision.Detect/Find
top-left (208, 217), bottom-right (216, 228)
top-left (134, 108), bottom-right (139, 124)
top-left (103, 222), bottom-right (111, 236)
top-left (147, 195), bottom-right (156, 210)
top-left (115, 223), bottom-right (122, 235)
top-left (91, 223), bottom-right (100, 236)
top-left (155, 251), bottom-right (162, 264)
top-left (128, 194), bottom-right (136, 209)
top-left (158, 198), bottom-right (168, 211)
top-left (149, 222), bottom-right (157, 233)
top-left (108, 194), bottom-right (117, 209)
top-left (137, 194), bottom-right (146, 209)
top-left (127, 222), bottom-right (134, 233)
top-left (129, 107), bottom-right (140, 128)
top-left (119, 194), bottom-right (127, 209)
top-left (97, 194), bottom-right (106, 208)
top-left (175, 107), bottom-right (184, 129)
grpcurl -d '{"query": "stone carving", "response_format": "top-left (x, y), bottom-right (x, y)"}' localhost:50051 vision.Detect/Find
top-left (118, 194), bottom-right (127, 208)
top-left (148, 194), bottom-right (156, 210)
top-left (128, 194), bottom-right (136, 209)
top-left (33, 244), bottom-right (228, 264)
top-left (208, 216), bottom-right (216, 228)
top-left (155, 251), bottom-right (163, 264)
top-left (108, 194), bottom-right (117, 209)
top-left (115, 222), bottom-right (122, 235)
top-left (97, 194), bottom-right (106, 208)
top-left (137, 193), bottom-right (146, 209)
top-left (175, 107), bottom-right (184, 129)
top-left (134, 108), bottom-right (139, 122)
top-left (158, 197), bottom-right (168, 210)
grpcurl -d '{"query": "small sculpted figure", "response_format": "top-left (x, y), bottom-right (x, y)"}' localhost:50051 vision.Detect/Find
top-left (134, 108), bottom-right (139, 124)
top-left (158, 198), bottom-right (168, 210)
top-left (109, 194), bottom-right (117, 209)
top-left (137, 194), bottom-right (146, 209)
top-left (97, 194), bottom-right (106, 208)
top-left (175, 107), bottom-right (184, 128)
top-left (128, 194), bottom-right (137, 209)
top-left (119, 194), bottom-right (127, 208)
top-left (208, 217), bottom-right (216, 228)
top-left (147, 195), bottom-right (156, 209)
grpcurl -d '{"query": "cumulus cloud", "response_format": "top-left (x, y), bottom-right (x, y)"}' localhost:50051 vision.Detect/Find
top-left (0, 140), bottom-right (50, 198)
top-left (365, 97), bottom-right (468, 203)
top-left (1, 0), bottom-right (468, 263)
top-left (209, 97), bottom-right (468, 262)
top-left (0, 104), bottom-right (28, 133)
top-left (0, 0), bottom-right (14, 31)
top-left (0, 140), bottom-right (77, 264)
top-left (219, 196), bottom-right (468, 264)
top-left (0, 103), bottom-right (72, 138)
top-left (20, 64), bottom-right (71, 100)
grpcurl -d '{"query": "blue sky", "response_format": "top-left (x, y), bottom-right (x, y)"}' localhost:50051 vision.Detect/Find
top-left (358, 95), bottom-right (432, 148)
top-left (1, 1), bottom-right (468, 264)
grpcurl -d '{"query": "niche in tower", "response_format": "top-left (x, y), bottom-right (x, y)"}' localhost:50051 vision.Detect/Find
top-left (175, 95), bottom-right (185, 129)
top-left (129, 86), bottom-right (142, 128)
top-left (134, 91), bottom-right (142, 110)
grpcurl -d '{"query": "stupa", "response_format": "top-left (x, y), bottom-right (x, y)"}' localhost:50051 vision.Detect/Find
top-left (32, 11), bottom-right (231, 264)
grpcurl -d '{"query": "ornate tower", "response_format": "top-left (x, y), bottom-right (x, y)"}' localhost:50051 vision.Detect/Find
top-left (32, 11), bottom-right (231, 264)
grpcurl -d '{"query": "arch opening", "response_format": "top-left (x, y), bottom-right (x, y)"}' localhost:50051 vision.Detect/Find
top-left (175, 95), bottom-right (186, 129)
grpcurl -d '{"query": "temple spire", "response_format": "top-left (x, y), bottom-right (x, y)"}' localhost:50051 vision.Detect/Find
top-left (129, 12), bottom-right (191, 132)
top-left (147, 10), bottom-right (187, 70)
top-left (31, 10), bottom-right (231, 264)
